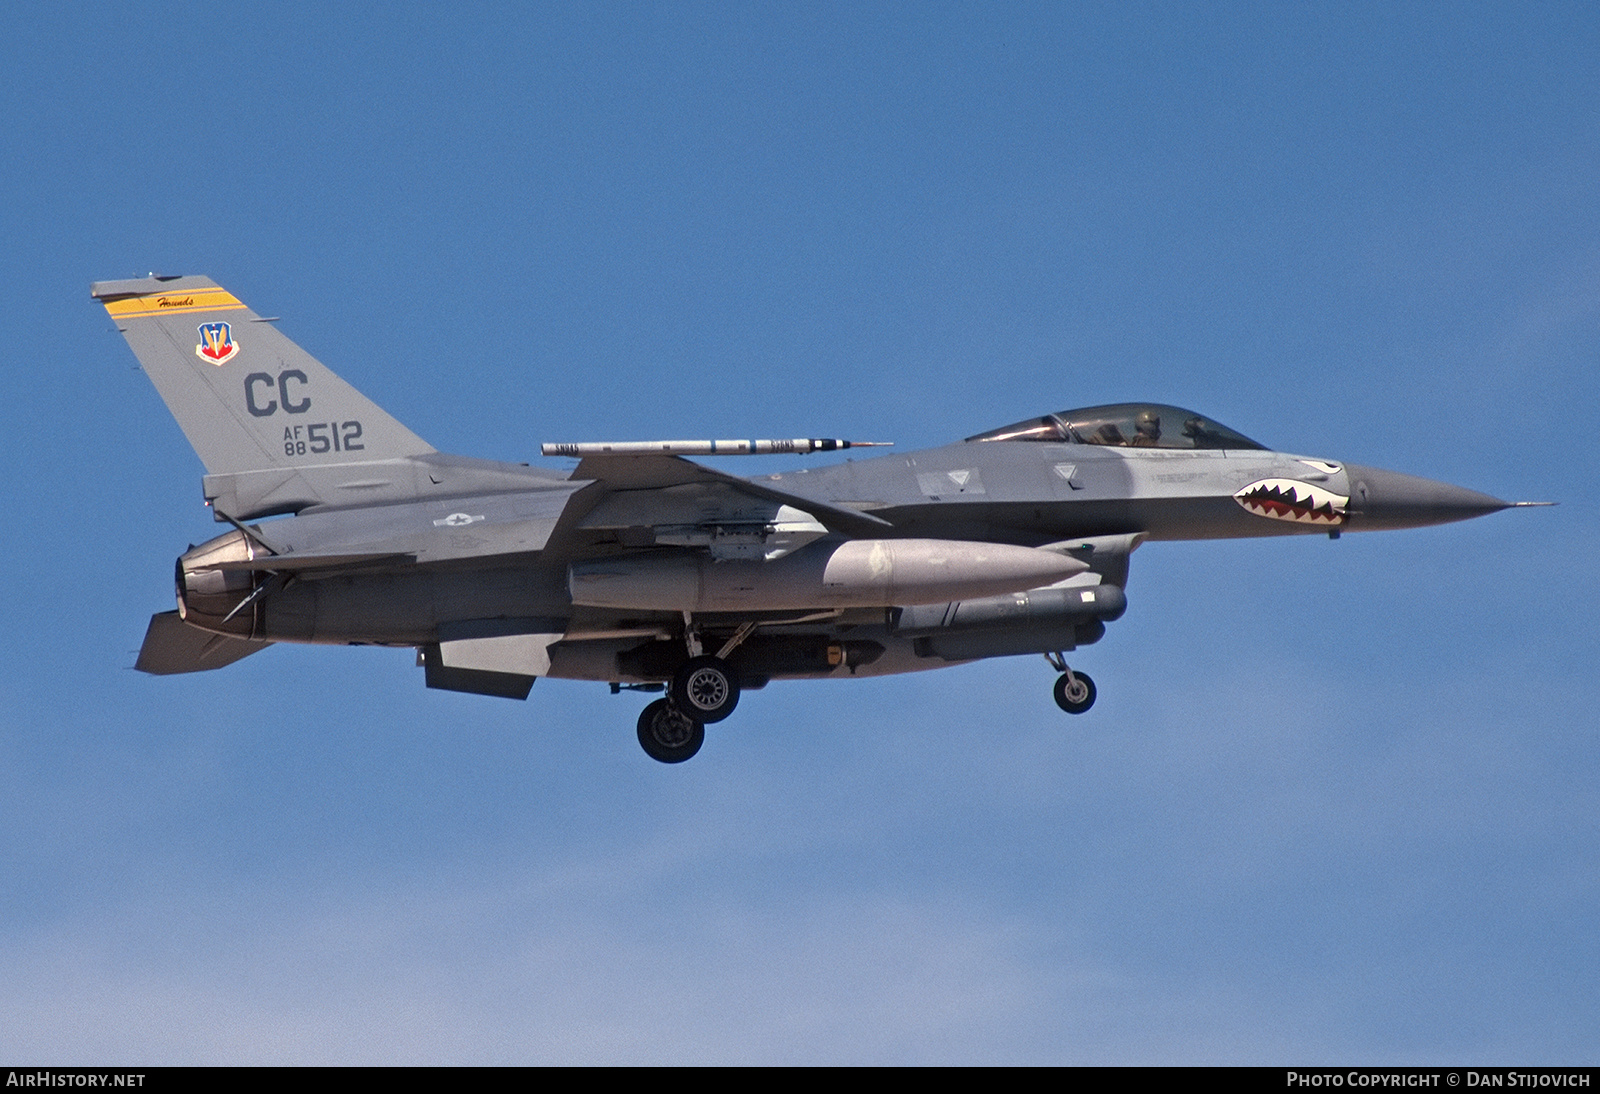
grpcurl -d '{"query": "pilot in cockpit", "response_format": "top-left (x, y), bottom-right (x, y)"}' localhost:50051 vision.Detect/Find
top-left (1130, 410), bottom-right (1162, 447)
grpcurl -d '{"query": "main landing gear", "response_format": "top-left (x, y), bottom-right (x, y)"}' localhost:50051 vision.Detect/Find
top-left (1045, 652), bottom-right (1096, 715)
top-left (670, 655), bottom-right (740, 723)
top-left (637, 698), bottom-right (705, 764)
top-left (633, 618), bottom-right (752, 764)
top-left (634, 654), bottom-right (740, 764)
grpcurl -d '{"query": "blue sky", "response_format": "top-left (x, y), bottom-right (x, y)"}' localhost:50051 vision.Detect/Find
top-left (1, 2), bottom-right (1596, 1063)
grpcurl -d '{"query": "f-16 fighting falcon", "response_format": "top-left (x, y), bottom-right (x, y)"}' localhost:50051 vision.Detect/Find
top-left (95, 276), bottom-right (1544, 763)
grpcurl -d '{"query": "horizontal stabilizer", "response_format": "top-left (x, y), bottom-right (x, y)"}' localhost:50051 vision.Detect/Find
top-left (135, 611), bottom-right (272, 675)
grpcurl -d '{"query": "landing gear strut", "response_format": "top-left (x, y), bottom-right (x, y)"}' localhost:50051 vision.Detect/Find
top-left (1045, 652), bottom-right (1096, 714)
top-left (636, 698), bottom-right (704, 763)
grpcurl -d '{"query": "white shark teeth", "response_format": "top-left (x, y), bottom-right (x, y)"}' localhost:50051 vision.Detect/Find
top-left (1233, 479), bottom-right (1349, 525)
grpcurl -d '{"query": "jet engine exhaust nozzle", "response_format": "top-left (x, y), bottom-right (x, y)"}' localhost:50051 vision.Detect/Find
top-left (174, 530), bottom-right (262, 638)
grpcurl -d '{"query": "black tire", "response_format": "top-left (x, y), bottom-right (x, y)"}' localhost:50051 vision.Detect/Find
top-left (670, 656), bottom-right (740, 724)
top-left (636, 699), bottom-right (704, 763)
top-left (1053, 671), bottom-right (1097, 714)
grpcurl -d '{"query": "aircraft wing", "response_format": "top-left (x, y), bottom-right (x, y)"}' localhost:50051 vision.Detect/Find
top-left (568, 454), bottom-right (894, 538)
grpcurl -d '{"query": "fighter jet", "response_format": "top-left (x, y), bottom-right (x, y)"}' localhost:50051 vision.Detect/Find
top-left (95, 275), bottom-right (1541, 763)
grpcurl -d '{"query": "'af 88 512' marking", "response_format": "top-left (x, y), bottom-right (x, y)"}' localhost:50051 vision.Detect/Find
top-left (283, 421), bottom-right (363, 456)
top-left (241, 370), bottom-right (364, 457)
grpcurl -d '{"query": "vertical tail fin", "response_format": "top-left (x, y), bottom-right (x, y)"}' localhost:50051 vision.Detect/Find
top-left (94, 275), bottom-right (436, 518)
top-left (94, 275), bottom-right (434, 474)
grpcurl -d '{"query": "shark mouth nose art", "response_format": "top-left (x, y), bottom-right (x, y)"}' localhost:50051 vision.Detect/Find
top-left (1233, 479), bottom-right (1348, 525)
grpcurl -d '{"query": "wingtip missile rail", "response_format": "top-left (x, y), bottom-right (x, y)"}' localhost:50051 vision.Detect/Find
top-left (540, 439), bottom-right (893, 458)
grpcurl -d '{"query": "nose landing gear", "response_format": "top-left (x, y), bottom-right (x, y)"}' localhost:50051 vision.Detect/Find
top-left (1045, 652), bottom-right (1097, 714)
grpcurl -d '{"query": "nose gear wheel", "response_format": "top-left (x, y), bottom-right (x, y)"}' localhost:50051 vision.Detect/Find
top-left (1053, 670), bottom-right (1096, 714)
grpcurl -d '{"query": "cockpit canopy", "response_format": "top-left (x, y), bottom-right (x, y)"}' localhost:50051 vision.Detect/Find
top-left (966, 403), bottom-right (1267, 451)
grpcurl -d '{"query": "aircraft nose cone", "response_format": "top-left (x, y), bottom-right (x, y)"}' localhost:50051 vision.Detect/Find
top-left (1342, 463), bottom-right (1511, 531)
